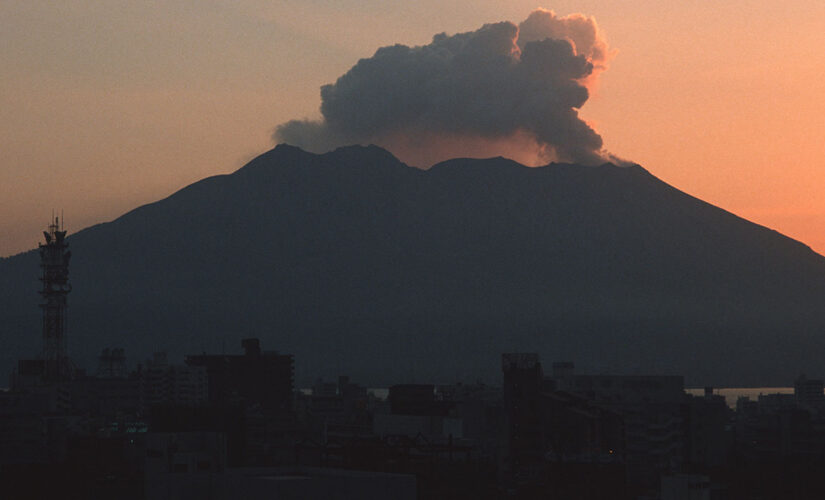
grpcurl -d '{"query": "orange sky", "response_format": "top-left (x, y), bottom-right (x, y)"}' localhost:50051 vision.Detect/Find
top-left (2, 1), bottom-right (825, 257)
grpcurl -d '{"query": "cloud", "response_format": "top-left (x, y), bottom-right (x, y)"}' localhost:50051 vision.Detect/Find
top-left (275, 9), bottom-right (613, 166)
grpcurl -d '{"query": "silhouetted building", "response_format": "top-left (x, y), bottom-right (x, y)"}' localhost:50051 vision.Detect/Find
top-left (559, 371), bottom-right (685, 492)
top-left (551, 361), bottom-right (575, 391)
top-left (0, 390), bottom-right (54, 464)
top-left (501, 354), bottom-right (628, 498)
top-left (1, 432), bottom-right (145, 500)
top-left (144, 431), bottom-right (226, 499)
top-left (140, 352), bottom-right (208, 413)
top-left (685, 389), bottom-right (731, 469)
top-left (185, 339), bottom-right (293, 415)
top-left (541, 390), bottom-right (625, 461)
top-left (758, 393), bottom-right (797, 414)
top-left (301, 376), bottom-right (372, 441)
top-left (660, 473), bottom-right (711, 500)
top-left (795, 374), bottom-right (825, 410)
top-left (71, 372), bottom-right (141, 420)
top-left (501, 353), bottom-right (545, 488)
top-left (98, 348), bottom-right (127, 378)
top-left (388, 384), bottom-right (453, 417)
top-left (436, 382), bottom-right (503, 462)
top-left (183, 339), bottom-right (295, 465)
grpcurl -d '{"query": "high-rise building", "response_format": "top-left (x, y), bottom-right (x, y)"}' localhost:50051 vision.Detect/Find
top-left (185, 339), bottom-right (294, 415)
top-left (794, 373), bottom-right (825, 409)
top-left (501, 353), bottom-right (545, 482)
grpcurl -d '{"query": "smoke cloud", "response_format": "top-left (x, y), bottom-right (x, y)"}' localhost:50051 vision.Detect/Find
top-left (275, 9), bottom-right (614, 166)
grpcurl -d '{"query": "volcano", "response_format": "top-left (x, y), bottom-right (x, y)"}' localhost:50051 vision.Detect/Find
top-left (2, 144), bottom-right (824, 386)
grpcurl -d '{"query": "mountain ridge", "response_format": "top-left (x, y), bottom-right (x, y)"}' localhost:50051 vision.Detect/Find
top-left (2, 144), bottom-right (824, 386)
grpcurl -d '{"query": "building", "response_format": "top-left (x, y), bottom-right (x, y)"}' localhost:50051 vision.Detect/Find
top-left (684, 388), bottom-right (730, 469)
top-left (144, 431), bottom-right (227, 500)
top-left (140, 352), bottom-right (208, 412)
top-left (501, 355), bottom-right (628, 498)
top-left (184, 339), bottom-right (295, 464)
top-left (501, 353), bottom-right (545, 479)
top-left (98, 348), bottom-right (127, 378)
top-left (660, 473), bottom-right (710, 500)
top-left (185, 338), bottom-right (293, 415)
top-left (550, 364), bottom-right (685, 491)
top-left (794, 374), bottom-right (825, 410)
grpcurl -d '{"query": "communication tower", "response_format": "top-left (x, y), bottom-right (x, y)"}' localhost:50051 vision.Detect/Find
top-left (39, 215), bottom-right (72, 381)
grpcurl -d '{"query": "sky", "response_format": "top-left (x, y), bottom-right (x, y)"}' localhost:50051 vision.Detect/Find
top-left (2, 1), bottom-right (825, 257)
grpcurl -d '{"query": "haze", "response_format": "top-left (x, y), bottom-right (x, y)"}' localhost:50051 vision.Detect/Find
top-left (2, 1), bottom-right (825, 256)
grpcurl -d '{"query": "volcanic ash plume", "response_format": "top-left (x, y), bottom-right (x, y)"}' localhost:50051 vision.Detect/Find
top-left (275, 9), bottom-right (613, 166)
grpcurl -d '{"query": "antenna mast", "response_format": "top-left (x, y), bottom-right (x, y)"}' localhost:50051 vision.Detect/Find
top-left (39, 213), bottom-right (72, 382)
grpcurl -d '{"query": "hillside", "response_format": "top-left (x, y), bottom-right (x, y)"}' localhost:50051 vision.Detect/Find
top-left (3, 144), bottom-right (825, 386)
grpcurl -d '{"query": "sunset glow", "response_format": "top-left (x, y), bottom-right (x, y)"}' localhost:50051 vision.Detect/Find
top-left (2, 1), bottom-right (825, 255)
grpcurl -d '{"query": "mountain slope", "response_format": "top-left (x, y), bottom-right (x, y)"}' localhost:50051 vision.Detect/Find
top-left (3, 144), bottom-right (825, 386)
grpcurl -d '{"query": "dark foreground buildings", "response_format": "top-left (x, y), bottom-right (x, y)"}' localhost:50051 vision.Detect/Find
top-left (9, 343), bottom-right (825, 499)
top-left (7, 224), bottom-right (825, 498)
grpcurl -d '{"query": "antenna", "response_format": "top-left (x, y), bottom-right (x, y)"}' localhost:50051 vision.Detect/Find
top-left (39, 213), bottom-right (72, 382)
top-left (61, 209), bottom-right (64, 231)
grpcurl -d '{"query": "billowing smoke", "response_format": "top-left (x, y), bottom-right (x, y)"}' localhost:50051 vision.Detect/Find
top-left (276, 9), bottom-right (614, 166)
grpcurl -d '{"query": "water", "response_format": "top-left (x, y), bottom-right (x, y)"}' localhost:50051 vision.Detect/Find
top-left (686, 387), bottom-right (795, 408)
top-left (301, 386), bottom-right (792, 407)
